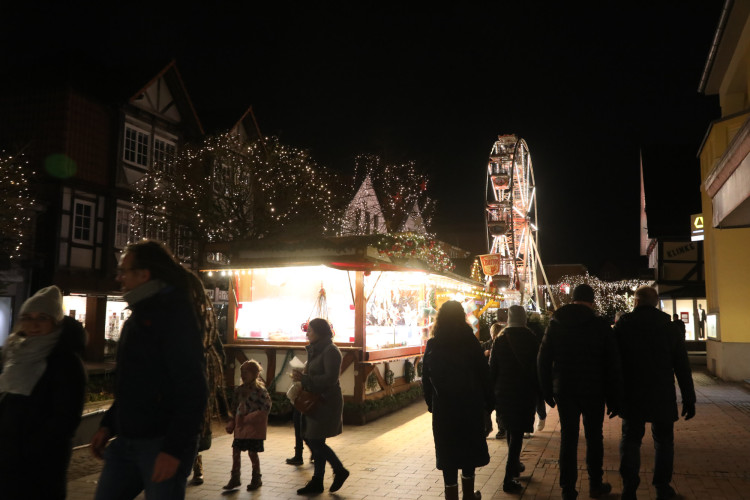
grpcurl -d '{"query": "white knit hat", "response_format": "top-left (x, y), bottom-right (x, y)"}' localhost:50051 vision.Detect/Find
top-left (19, 285), bottom-right (64, 322)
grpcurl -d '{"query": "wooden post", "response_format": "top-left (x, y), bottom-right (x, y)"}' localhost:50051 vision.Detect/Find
top-left (227, 274), bottom-right (236, 344)
top-left (84, 296), bottom-right (107, 362)
top-left (354, 271), bottom-right (365, 352)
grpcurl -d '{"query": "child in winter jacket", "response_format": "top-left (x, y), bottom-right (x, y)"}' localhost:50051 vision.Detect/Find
top-left (223, 359), bottom-right (271, 491)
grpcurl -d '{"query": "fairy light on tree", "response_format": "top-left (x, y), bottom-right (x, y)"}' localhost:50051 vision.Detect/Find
top-left (543, 272), bottom-right (652, 320)
top-left (132, 134), bottom-right (340, 262)
top-left (350, 154), bottom-right (436, 233)
top-left (0, 150), bottom-right (35, 266)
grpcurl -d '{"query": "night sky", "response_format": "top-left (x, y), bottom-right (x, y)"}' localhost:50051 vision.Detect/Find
top-left (3, 2), bottom-right (723, 276)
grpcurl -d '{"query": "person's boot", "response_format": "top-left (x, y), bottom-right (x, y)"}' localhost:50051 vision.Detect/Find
top-left (502, 477), bottom-right (523, 494)
top-left (286, 452), bottom-right (304, 465)
top-left (589, 481), bottom-right (612, 498)
top-left (296, 476), bottom-right (324, 495)
top-left (444, 484), bottom-right (459, 500)
top-left (246, 471), bottom-right (262, 491)
top-left (460, 474), bottom-right (481, 499)
top-left (190, 454), bottom-right (204, 485)
top-left (330, 468), bottom-right (350, 492)
top-left (222, 471), bottom-right (241, 490)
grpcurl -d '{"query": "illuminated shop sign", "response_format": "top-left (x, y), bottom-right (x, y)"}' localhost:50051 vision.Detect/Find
top-left (690, 213), bottom-right (704, 241)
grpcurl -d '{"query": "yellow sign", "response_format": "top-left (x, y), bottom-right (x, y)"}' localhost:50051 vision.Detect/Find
top-left (690, 213), bottom-right (704, 241)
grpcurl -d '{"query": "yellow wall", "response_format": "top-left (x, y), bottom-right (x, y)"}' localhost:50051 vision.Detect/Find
top-left (700, 113), bottom-right (750, 345)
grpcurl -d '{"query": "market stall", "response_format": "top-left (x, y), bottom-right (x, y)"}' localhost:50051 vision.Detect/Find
top-left (201, 234), bottom-right (498, 424)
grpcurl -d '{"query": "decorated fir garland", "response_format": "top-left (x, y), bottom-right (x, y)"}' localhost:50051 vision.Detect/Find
top-left (416, 359), bottom-right (424, 378)
top-left (374, 233), bottom-right (455, 273)
top-left (366, 372), bottom-right (379, 391)
top-left (403, 360), bottom-right (415, 384)
top-left (384, 368), bottom-right (395, 386)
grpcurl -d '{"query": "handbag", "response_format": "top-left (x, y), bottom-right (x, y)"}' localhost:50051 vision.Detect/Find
top-left (293, 389), bottom-right (322, 414)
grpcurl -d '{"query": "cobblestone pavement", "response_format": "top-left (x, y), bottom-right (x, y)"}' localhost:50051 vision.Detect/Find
top-left (67, 365), bottom-right (750, 499)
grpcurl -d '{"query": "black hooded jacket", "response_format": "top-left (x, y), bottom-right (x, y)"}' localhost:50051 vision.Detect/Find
top-left (613, 305), bottom-right (695, 422)
top-left (537, 303), bottom-right (622, 410)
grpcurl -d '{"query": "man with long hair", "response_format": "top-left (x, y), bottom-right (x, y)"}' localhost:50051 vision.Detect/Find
top-left (90, 240), bottom-right (208, 499)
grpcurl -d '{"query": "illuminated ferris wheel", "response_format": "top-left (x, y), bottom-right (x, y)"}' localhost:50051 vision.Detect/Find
top-left (484, 134), bottom-right (540, 309)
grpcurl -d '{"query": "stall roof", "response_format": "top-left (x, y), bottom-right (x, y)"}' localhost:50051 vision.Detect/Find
top-left (202, 234), bottom-right (484, 288)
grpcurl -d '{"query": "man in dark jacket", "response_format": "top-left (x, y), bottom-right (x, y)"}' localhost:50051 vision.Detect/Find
top-left (538, 284), bottom-right (622, 500)
top-left (91, 240), bottom-right (208, 500)
top-left (613, 286), bottom-right (696, 500)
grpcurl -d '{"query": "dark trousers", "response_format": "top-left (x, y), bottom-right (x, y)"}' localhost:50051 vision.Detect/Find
top-left (505, 429), bottom-right (524, 481)
top-left (537, 394), bottom-right (547, 420)
top-left (556, 395), bottom-right (606, 495)
top-left (442, 467), bottom-right (476, 485)
top-left (307, 438), bottom-right (344, 479)
top-left (619, 418), bottom-right (674, 492)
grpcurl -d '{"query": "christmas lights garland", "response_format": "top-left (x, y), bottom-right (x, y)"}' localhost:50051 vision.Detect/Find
top-left (374, 233), bottom-right (455, 273)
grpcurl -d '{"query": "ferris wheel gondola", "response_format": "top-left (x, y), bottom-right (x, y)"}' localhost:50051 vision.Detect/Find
top-left (484, 134), bottom-right (540, 309)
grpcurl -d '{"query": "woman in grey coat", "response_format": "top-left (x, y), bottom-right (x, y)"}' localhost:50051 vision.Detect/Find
top-left (293, 318), bottom-right (349, 495)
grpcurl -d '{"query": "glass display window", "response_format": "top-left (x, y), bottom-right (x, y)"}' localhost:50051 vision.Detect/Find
top-left (364, 271), bottom-right (433, 350)
top-left (62, 295), bottom-right (87, 325)
top-left (105, 298), bottom-right (129, 341)
top-left (233, 266), bottom-right (355, 342)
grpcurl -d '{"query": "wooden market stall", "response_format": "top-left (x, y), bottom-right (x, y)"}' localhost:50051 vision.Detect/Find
top-left (202, 234), bottom-right (498, 424)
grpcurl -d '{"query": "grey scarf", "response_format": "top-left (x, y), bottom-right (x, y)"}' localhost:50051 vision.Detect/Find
top-left (0, 328), bottom-right (62, 396)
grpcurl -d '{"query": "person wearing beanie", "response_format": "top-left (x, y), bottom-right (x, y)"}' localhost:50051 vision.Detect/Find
top-left (489, 305), bottom-right (541, 494)
top-left (0, 285), bottom-right (87, 499)
top-left (538, 284), bottom-right (623, 500)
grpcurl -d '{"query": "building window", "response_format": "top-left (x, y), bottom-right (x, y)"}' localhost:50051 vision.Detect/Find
top-left (124, 125), bottom-right (149, 167)
top-left (153, 137), bottom-right (176, 174)
top-left (115, 207), bottom-right (134, 248)
top-left (176, 225), bottom-right (192, 260)
top-left (72, 199), bottom-right (95, 244)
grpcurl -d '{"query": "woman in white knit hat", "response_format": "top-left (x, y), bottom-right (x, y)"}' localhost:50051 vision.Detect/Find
top-left (0, 285), bottom-right (87, 499)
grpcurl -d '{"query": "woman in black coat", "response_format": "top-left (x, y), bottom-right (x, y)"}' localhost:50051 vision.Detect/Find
top-left (489, 305), bottom-right (541, 494)
top-left (0, 286), bottom-right (87, 500)
top-left (423, 300), bottom-right (492, 500)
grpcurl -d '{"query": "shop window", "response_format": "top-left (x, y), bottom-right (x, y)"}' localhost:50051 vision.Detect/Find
top-left (72, 199), bottom-right (95, 244)
top-left (124, 125), bottom-right (149, 167)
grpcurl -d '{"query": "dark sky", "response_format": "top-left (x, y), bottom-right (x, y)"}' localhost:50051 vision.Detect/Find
top-left (3, 2), bottom-right (722, 275)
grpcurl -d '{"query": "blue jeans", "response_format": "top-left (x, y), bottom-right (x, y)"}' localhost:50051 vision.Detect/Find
top-left (307, 438), bottom-right (345, 479)
top-left (620, 418), bottom-right (674, 492)
top-left (94, 435), bottom-right (196, 500)
top-left (556, 395), bottom-right (606, 495)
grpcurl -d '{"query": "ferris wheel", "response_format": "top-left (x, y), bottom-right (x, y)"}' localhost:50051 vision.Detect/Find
top-left (484, 134), bottom-right (540, 309)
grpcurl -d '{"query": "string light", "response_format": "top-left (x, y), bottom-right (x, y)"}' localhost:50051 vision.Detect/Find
top-left (542, 272), bottom-right (652, 319)
top-left (131, 134), bottom-right (340, 258)
top-left (0, 150), bottom-right (35, 261)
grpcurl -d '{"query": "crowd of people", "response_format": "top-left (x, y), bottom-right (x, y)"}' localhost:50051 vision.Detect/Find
top-left (0, 238), bottom-right (696, 500)
top-left (423, 285), bottom-right (696, 500)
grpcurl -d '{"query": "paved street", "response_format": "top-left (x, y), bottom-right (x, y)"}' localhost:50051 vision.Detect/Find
top-left (68, 365), bottom-right (750, 499)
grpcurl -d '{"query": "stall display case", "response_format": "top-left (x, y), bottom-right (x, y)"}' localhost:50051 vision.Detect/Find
top-left (202, 235), bottom-right (499, 423)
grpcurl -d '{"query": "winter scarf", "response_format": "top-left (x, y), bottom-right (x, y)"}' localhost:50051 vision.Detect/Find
top-left (0, 328), bottom-right (62, 396)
